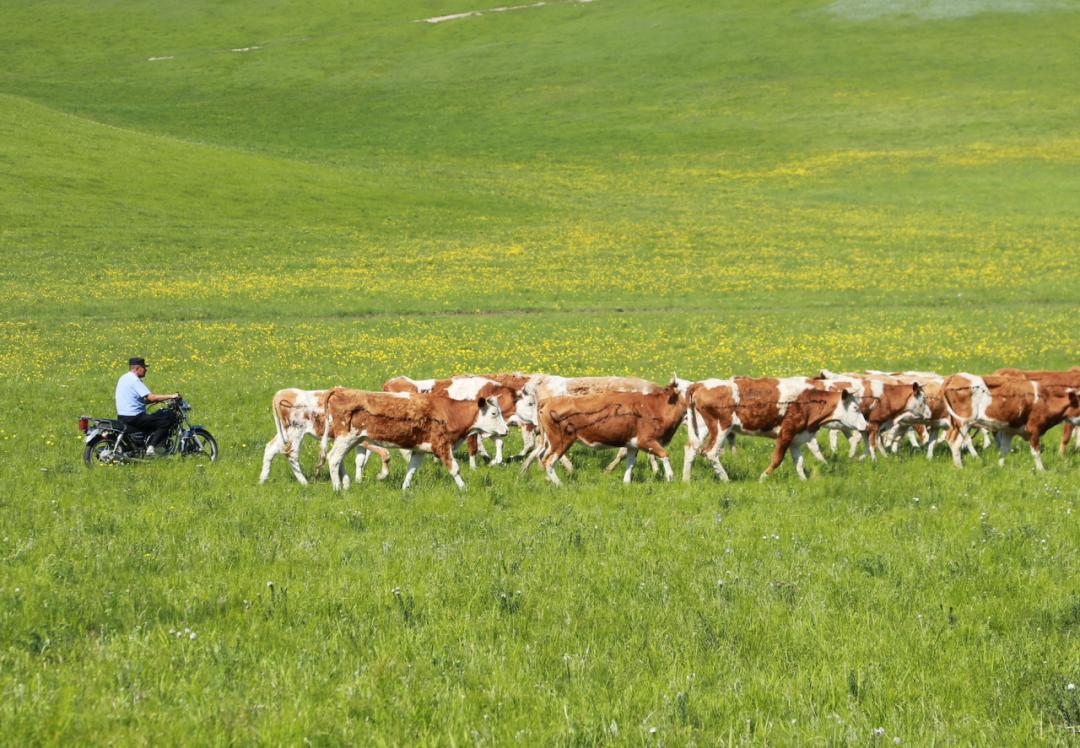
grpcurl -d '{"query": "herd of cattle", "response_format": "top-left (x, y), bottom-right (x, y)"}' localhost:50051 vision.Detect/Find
top-left (258, 367), bottom-right (1080, 490)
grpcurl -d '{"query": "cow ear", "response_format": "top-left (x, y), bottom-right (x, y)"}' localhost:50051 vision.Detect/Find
top-left (841, 389), bottom-right (854, 403)
top-left (1069, 389), bottom-right (1079, 408)
top-left (912, 381), bottom-right (923, 395)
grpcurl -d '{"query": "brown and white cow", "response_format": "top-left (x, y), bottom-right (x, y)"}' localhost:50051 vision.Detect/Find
top-left (535, 377), bottom-right (688, 485)
top-left (461, 372), bottom-right (545, 460)
top-left (942, 373), bottom-right (1080, 470)
top-left (861, 371), bottom-right (994, 459)
top-left (812, 372), bottom-right (931, 459)
top-left (684, 377), bottom-right (868, 481)
top-left (992, 367), bottom-right (1080, 456)
top-left (320, 388), bottom-right (509, 491)
top-left (382, 375), bottom-right (537, 468)
top-left (521, 375), bottom-right (677, 474)
top-left (259, 388), bottom-right (389, 485)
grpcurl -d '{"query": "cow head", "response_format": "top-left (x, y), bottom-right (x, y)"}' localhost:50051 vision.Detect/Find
top-left (670, 374), bottom-right (697, 397)
top-left (512, 391), bottom-right (539, 427)
top-left (830, 389), bottom-right (868, 432)
top-left (472, 396), bottom-right (510, 437)
top-left (904, 381), bottom-right (932, 422)
top-left (666, 375), bottom-right (689, 405)
top-left (1066, 389), bottom-right (1080, 425)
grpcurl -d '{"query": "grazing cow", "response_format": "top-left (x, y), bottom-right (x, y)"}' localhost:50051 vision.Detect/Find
top-left (259, 388), bottom-right (389, 485)
top-left (382, 376), bottom-right (537, 468)
top-left (536, 377), bottom-right (687, 486)
top-left (320, 389), bottom-right (509, 491)
top-left (812, 372), bottom-right (931, 459)
top-left (684, 377), bottom-right (868, 481)
top-left (992, 367), bottom-right (1080, 456)
top-left (942, 373), bottom-right (1080, 470)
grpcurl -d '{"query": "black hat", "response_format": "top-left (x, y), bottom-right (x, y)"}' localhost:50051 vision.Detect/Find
top-left (128, 357), bottom-right (147, 368)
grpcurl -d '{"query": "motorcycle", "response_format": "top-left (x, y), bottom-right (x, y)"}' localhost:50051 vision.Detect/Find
top-left (79, 396), bottom-right (219, 467)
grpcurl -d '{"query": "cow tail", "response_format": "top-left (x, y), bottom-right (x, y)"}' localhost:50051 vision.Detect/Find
top-left (318, 389), bottom-right (335, 467)
top-left (273, 398), bottom-right (289, 450)
top-left (688, 389), bottom-right (701, 440)
top-left (941, 382), bottom-right (966, 423)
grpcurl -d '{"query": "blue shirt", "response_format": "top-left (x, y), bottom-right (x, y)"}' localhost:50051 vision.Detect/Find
top-left (116, 371), bottom-right (151, 416)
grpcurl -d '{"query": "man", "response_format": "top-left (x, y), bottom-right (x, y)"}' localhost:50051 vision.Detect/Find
top-left (115, 357), bottom-right (180, 454)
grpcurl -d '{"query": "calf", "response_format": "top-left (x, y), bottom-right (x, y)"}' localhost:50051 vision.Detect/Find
top-left (321, 389), bottom-right (508, 491)
top-left (461, 372), bottom-right (544, 460)
top-left (813, 372), bottom-right (931, 459)
top-left (382, 375), bottom-right (536, 468)
top-left (942, 373), bottom-right (1080, 470)
top-left (259, 388), bottom-right (389, 485)
top-left (536, 378), bottom-right (687, 486)
top-left (521, 375), bottom-right (671, 474)
top-left (684, 377), bottom-right (867, 481)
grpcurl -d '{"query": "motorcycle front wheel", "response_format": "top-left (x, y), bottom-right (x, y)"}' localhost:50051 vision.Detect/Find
top-left (182, 428), bottom-right (219, 462)
top-left (83, 434), bottom-right (120, 468)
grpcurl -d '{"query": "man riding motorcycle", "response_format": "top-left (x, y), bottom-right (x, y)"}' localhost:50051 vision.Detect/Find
top-left (115, 356), bottom-right (180, 455)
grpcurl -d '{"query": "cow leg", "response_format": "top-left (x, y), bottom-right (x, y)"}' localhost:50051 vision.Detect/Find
top-left (925, 426), bottom-right (940, 460)
top-left (259, 436), bottom-right (280, 484)
top-left (1027, 427), bottom-right (1046, 472)
top-left (702, 427), bottom-right (731, 482)
top-left (724, 432), bottom-right (736, 455)
top-left (605, 448), bottom-right (627, 473)
top-left (491, 437), bottom-right (504, 465)
top-left (434, 446), bottom-right (466, 490)
top-left (864, 425), bottom-right (879, 461)
top-left (981, 428), bottom-right (992, 449)
top-left (962, 428), bottom-right (979, 458)
top-left (847, 430), bottom-right (862, 459)
top-left (995, 431), bottom-right (1012, 467)
top-left (898, 426), bottom-right (917, 451)
top-left (682, 442), bottom-right (696, 482)
top-left (946, 425), bottom-right (966, 468)
top-left (515, 425), bottom-right (536, 459)
top-left (805, 435), bottom-right (827, 464)
top-left (622, 447), bottom-right (638, 484)
top-left (520, 443), bottom-right (544, 474)
top-left (637, 440), bottom-right (672, 481)
top-left (761, 433), bottom-right (794, 481)
top-left (1061, 422), bottom-right (1075, 457)
top-left (790, 443), bottom-right (807, 480)
top-left (283, 432), bottom-right (311, 484)
top-left (327, 434), bottom-right (357, 492)
top-left (354, 446), bottom-right (371, 483)
top-left (475, 434), bottom-right (491, 460)
top-left (261, 435), bottom-right (304, 485)
top-left (828, 428), bottom-right (841, 454)
top-left (541, 442), bottom-right (569, 486)
top-left (681, 413), bottom-right (708, 482)
top-left (366, 444), bottom-right (391, 480)
top-left (401, 451), bottom-right (425, 490)
top-left (467, 434), bottom-right (479, 471)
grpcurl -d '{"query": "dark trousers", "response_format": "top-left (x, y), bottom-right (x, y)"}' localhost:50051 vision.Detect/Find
top-left (119, 411), bottom-right (177, 449)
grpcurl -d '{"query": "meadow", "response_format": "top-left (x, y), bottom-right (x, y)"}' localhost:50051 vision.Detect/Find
top-left (2, 0), bottom-right (1080, 743)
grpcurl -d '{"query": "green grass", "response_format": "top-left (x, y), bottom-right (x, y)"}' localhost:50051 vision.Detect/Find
top-left (2, 0), bottom-right (1080, 743)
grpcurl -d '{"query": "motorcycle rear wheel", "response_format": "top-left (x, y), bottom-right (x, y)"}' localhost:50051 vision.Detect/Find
top-left (83, 434), bottom-right (119, 468)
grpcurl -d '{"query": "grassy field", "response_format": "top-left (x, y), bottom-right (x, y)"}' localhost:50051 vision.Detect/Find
top-left (2, 0), bottom-right (1080, 743)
